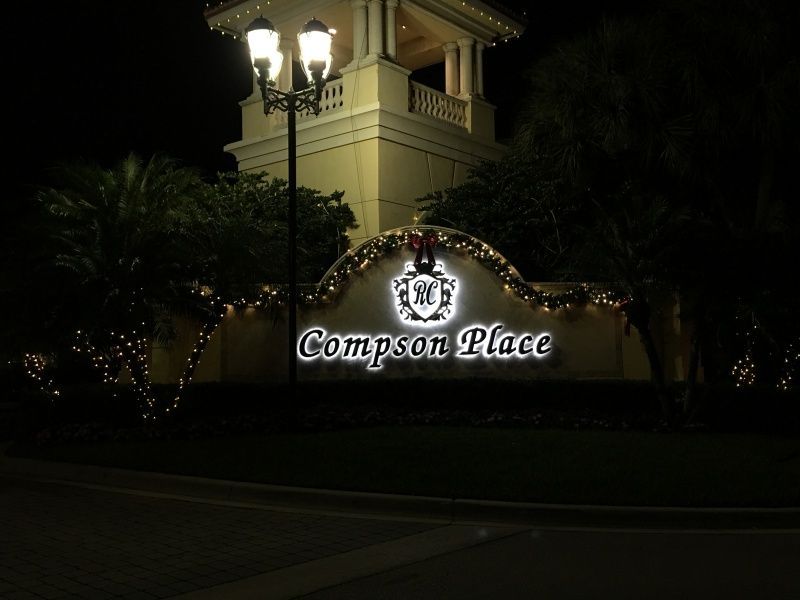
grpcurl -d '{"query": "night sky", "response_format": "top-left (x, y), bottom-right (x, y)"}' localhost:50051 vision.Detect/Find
top-left (7, 0), bottom-right (639, 199)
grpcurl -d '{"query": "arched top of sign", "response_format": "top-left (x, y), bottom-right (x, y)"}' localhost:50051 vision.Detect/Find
top-left (238, 227), bottom-right (628, 314)
top-left (314, 226), bottom-right (629, 312)
top-left (320, 225), bottom-right (521, 288)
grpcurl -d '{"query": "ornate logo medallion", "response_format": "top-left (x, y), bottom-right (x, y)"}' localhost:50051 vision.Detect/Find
top-left (393, 234), bottom-right (456, 323)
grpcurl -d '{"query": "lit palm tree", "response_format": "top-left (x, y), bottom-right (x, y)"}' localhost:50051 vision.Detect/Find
top-left (168, 171), bottom-right (356, 411)
top-left (38, 153), bottom-right (204, 418)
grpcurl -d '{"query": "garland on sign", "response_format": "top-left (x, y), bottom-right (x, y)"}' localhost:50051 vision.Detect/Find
top-left (248, 228), bottom-right (631, 310)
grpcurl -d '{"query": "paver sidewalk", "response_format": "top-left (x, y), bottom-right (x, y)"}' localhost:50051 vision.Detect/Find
top-left (2, 447), bottom-right (800, 599)
top-left (0, 478), bottom-right (441, 600)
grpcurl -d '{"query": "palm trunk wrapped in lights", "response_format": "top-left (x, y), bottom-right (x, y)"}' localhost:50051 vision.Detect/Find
top-left (23, 353), bottom-right (61, 399)
top-left (73, 329), bottom-right (156, 418)
top-left (169, 296), bottom-right (227, 415)
top-left (73, 331), bottom-right (123, 384)
top-left (111, 330), bottom-right (157, 420)
top-left (777, 342), bottom-right (798, 391)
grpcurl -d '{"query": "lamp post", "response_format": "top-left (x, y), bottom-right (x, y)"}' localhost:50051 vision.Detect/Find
top-left (245, 16), bottom-right (334, 395)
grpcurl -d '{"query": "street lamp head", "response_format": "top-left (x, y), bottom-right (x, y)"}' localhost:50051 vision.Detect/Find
top-left (298, 18), bottom-right (333, 86)
top-left (245, 16), bottom-right (282, 84)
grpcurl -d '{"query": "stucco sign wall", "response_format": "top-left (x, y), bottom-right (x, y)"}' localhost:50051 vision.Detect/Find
top-left (153, 227), bottom-right (649, 384)
top-left (295, 228), bottom-right (637, 380)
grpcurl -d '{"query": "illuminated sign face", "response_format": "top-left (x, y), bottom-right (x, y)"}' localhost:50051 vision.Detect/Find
top-left (298, 245), bottom-right (554, 371)
top-left (393, 262), bottom-right (456, 322)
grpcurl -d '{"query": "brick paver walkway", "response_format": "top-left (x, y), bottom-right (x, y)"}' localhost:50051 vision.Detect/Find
top-left (0, 478), bottom-right (436, 600)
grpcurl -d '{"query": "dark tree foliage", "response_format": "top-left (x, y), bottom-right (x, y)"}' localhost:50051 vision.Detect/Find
top-left (35, 154), bottom-right (203, 347)
top-left (418, 157), bottom-right (577, 281)
top-left (7, 157), bottom-right (356, 416)
top-left (174, 171), bottom-right (356, 299)
top-left (419, 0), bottom-right (799, 416)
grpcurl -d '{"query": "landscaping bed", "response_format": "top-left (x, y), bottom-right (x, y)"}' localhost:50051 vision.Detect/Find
top-left (5, 379), bottom-right (799, 507)
top-left (8, 426), bottom-right (800, 507)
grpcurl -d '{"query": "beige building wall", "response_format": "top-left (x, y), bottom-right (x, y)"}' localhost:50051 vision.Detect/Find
top-left (242, 135), bottom-right (474, 242)
top-left (228, 56), bottom-right (503, 246)
top-left (205, 0), bottom-right (526, 245)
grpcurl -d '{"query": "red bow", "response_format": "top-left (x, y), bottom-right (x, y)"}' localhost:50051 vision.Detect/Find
top-left (410, 234), bottom-right (437, 267)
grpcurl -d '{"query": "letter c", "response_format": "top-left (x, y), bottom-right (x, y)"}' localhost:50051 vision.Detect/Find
top-left (298, 329), bottom-right (324, 358)
top-left (518, 334), bottom-right (534, 355)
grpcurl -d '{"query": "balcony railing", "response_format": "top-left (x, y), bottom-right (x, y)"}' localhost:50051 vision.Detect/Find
top-left (266, 79), bottom-right (470, 132)
top-left (409, 82), bottom-right (467, 128)
top-left (271, 79), bottom-right (345, 127)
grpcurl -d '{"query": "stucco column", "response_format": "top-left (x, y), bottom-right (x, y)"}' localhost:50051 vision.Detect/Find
top-left (279, 37), bottom-right (293, 91)
top-left (475, 41), bottom-right (485, 97)
top-left (443, 42), bottom-right (459, 96)
top-left (385, 0), bottom-right (399, 61)
top-left (457, 37), bottom-right (474, 96)
top-left (350, 0), bottom-right (368, 64)
top-left (367, 0), bottom-right (384, 57)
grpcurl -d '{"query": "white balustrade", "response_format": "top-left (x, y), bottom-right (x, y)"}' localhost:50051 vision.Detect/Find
top-left (408, 81), bottom-right (467, 128)
top-left (267, 80), bottom-right (468, 131)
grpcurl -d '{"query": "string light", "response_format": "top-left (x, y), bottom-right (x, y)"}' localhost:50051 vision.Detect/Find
top-left (777, 341), bottom-right (798, 392)
top-left (74, 331), bottom-right (122, 384)
top-left (203, 0), bottom-right (524, 43)
top-left (731, 319), bottom-right (756, 387)
top-left (23, 353), bottom-right (60, 399)
top-left (732, 354), bottom-right (756, 387)
top-left (69, 328), bottom-right (156, 420)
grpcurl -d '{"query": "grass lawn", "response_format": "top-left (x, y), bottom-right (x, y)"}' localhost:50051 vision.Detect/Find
top-left (10, 427), bottom-right (800, 507)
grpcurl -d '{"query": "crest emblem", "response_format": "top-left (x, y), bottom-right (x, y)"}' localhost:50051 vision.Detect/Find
top-left (393, 234), bottom-right (456, 323)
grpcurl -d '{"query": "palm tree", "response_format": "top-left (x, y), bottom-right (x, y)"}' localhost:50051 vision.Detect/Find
top-left (579, 188), bottom-right (689, 420)
top-left (512, 15), bottom-right (694, 418)
top-left (516, 15), bottom-right (693, 199)
top-left (678, 0), bottom-right (799, 396)
top-left (38, 153), bottom-right (204, 418)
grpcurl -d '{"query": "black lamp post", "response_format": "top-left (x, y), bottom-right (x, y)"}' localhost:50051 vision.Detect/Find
top-left (244, 16), bottom-right (334, 394)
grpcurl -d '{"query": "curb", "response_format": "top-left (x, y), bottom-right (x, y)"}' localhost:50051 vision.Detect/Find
top-left (2, 453), bottom-right (799, 530)
top-left (0, 454), bottom-right (454, 521)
